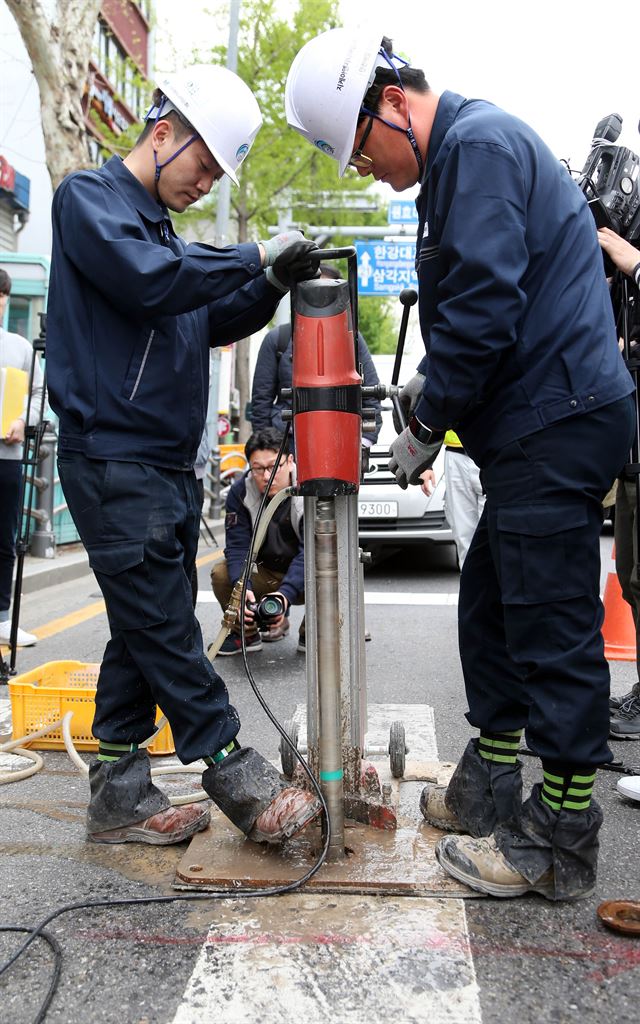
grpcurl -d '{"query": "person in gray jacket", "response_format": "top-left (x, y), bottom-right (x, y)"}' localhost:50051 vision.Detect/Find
top-left (0, 270), bottom-right (44, 647)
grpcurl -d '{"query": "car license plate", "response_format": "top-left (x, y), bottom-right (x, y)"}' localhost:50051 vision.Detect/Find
top-left (359, 500), bottom-right (399, 519)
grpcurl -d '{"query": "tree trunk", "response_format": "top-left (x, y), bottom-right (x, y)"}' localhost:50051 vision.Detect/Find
top-left (6, 0), bottom-right (102, 189)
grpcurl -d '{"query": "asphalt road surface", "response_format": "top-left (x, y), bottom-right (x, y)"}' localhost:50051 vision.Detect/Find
top-left (0, 530), bottom-right (638, 1023)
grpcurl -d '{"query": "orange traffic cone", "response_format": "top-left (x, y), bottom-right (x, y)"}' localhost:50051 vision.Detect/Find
top-left (602, 544), bottom-right (637, 661)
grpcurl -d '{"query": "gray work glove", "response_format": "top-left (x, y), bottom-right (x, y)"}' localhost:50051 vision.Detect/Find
top-left (260, 230), bottom-right (306, 266)
top-left (392, 371), bottom-right (426, 434)
top-left (266, 239), bottom-right (321, 293)
top-left (388, 425), bottom-right (442, 489)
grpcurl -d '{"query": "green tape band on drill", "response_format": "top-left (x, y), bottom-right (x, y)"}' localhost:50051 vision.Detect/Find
top-left (319, 769), bottom-right (343, 781)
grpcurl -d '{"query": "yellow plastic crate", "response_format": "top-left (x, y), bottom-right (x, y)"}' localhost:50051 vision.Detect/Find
top-left (8, 660), bottom-right (174, 755)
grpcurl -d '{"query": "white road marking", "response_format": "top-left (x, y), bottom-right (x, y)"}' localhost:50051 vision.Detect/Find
top-left (196, 591), bottom-right (459, 606)
top-left (365, 591), bottom-right (459, 605)
top-left (173, 704), bottom-right (481, 1024)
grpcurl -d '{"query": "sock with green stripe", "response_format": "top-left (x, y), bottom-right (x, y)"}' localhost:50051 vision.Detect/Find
top-left (203, 738), bottom-right (241, 768)
top-left (541, 761), bottom-right (596, 812)
top-left (478, 729), bottom-right (523, 765)
top-left (97, 741), bottom-right (139, 763)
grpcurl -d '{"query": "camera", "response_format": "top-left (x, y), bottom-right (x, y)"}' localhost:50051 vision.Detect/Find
top-left (247, 593), bottom-right (286, 629)
top-left (578, 114), bottom-right (640, 259)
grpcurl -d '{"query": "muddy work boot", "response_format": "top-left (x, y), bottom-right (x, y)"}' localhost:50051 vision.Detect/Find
top-left (202, 745), bottom-right (321, 844)
top-left (249, 787), bottom-right (321, 843)
top-left (420, 785), bottom-right (464, 832)
top-left (436, 834), bottom-right (555, 898)
top-left (87, 748), bottom-right (209, 845)
top-left (89, 804), bottom-right (210, 845)
top-left (432, 736), bottom-right (524, 838)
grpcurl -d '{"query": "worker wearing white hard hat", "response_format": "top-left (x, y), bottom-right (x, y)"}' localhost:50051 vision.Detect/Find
top-left (46, 62), bottom-right (321, 855)
top-left (285, 29), bottom-right (636, 905)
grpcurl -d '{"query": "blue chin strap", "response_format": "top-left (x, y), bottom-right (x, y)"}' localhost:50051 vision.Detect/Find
top-left (362, 48), bottom-right (424, 178)
top-left (144, 95), bottom-right (199, 186)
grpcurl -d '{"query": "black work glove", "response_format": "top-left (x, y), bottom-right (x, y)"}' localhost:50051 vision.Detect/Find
top-left (266, 240), bottom-right (320, 293)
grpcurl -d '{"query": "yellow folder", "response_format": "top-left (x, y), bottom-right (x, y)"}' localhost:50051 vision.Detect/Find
top-left (0, 366), bottom-right (28, 437)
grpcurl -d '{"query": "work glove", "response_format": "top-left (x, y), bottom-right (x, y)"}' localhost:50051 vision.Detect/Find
top-left (260, 230), bottom-right (306, 266)
top-left (392, 371), bottom-right (426, 434)
top-left (388, 423), bottom-right (443, 490)
top-left (266, 239), bottom-right (321, 293)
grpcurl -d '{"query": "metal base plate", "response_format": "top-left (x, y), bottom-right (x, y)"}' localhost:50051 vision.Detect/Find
top-left (175, 764), bottom-right (475, 898)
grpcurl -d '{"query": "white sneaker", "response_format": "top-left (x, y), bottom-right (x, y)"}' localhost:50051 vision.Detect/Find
top-left (617, 776), bottom-right (640, 803)
top-left (0, 620), bottom-right (37, 647)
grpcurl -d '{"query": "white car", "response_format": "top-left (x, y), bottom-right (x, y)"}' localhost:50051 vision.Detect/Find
top-left (358, 401), bottom-right (453, 553)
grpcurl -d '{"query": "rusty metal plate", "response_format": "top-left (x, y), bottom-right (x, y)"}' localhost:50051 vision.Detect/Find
top-left (175, 772), bottom-right (475, 898)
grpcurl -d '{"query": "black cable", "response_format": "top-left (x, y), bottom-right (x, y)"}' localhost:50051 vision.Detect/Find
top-left (0, 426), bottom-right (330, 1024)
top-left (0, 926), bottom-right (62, 1024)
top-left (238, 422), bottom-right (331, 859)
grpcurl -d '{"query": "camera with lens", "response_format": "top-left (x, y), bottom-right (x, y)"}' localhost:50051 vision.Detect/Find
top-left (247, 593), bottom-right (287, 629)
top-left (578, 114), bottom-right (640, 275)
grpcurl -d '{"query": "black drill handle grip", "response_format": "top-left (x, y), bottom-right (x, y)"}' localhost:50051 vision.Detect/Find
top-left (391, 288), bottom-right (418, 388)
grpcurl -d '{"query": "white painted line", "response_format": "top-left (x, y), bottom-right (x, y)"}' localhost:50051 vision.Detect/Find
top-left (365, 591), bottom-right (459, 605)
top-left (172, 895), bottom-right (482, 1024)
top-left (174, 704), bottom-right (481, 1024)
top-left (197, 591), bottom-right (459, 606)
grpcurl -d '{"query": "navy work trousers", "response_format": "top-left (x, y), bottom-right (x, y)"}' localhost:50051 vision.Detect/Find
top-left (0, 459), bottom-right (22, 614)
top-left (459, 397), bottom-right (635, 767)
top-left (57, 454), bottom-right (239, 763)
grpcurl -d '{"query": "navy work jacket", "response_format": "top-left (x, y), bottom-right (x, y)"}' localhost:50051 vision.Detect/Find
top-left (47, 156), bottom-right (281, 470)
top-left (413, 91), bottom-right (634, 464)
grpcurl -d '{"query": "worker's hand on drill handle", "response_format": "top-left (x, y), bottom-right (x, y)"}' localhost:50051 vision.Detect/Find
top-left (260, 230), bottom-right (306, 266)
top-left (266, 240), bottom-right (321, 293)
top-left (389, 423), bottom-right (443, 490)
top-left (392, 371), bottom-right (426, 434)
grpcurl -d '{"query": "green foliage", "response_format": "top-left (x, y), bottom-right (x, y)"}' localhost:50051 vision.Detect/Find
top-left (173, 0), bottom-right (380, 242)
top-left (357, 296), bottom-right (398, 354)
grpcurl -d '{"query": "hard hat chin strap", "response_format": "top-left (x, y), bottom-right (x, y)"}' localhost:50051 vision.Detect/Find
top-left (147, 94), bottom-right (199, 184)
top-left (361, 48), bottom-right (424, 178)
top-left (362, 105), bottom-right (424, 178)
top-left (153, 135), bottom-right (198, 183)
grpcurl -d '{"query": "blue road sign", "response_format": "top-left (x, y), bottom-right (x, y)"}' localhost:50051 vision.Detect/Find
top-left (355, 240), bottom-right (418, 296)
top-left (388, 199), bottom-right (419, 225)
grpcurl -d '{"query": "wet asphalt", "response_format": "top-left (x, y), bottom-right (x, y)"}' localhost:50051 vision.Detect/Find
top-left (0, 529), bottom-right (638, 1023)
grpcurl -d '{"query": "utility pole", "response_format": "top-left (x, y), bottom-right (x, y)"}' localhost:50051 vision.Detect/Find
top-left (209, 0), bottom-right (241, 447)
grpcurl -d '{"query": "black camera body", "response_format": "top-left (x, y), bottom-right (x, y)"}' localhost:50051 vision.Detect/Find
top-left (248, 593), bottom-right (286, 629)
top-left (578, 114), bottom-right (640, 246)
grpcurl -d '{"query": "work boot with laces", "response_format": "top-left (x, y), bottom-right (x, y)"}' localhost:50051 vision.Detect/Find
top-left (420, 784), bottom-right (465, 832)
top-left (610, 681), bottom-right (640, 712)
top-left (610, 695), bottom-right (640, 739)
top-left (436, 834), bottom-right (556, 898)
top-left (89, 803), bottom-right (210, 845)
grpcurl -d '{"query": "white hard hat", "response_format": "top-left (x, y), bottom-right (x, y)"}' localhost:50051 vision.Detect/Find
top-left (155, 65), bottom-right (262, 186)
top-left (285, 27), bottom-right (385, 177)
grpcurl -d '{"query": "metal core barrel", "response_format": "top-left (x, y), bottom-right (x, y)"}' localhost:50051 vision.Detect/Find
top-left (314, 497), bottom-right (345, 860)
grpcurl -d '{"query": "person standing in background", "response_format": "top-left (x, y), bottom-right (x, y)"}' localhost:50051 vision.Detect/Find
top-left (0, 269), bottom-right (44, 647)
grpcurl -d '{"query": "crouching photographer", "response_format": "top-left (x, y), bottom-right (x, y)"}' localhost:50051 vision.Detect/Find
top-left (211, 427), bottom-right (305, 656)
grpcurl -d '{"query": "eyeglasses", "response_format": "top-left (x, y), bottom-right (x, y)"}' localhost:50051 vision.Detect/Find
top-left (348, 115), bottom-right (374, 170)
top-left (249, 459), bottom-right (284, 477)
